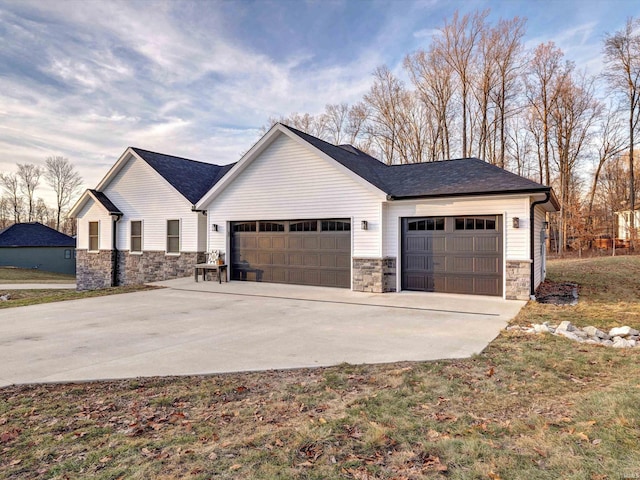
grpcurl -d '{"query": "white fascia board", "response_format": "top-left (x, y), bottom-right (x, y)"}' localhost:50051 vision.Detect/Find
top-left (95, 147), bottom-right (137, 192)
top-left (195, 123), bottom-right (387, 209)
top-left (68, 189), bottom-right (94, 218)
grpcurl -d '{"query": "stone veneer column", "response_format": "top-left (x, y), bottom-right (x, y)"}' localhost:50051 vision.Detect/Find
top-left (352, 257), bottom-right (397, 293)
top-left (505, 259), bottom-right (532, 300)
top-left (117, 251), bottom-right (207, 286)
top-left (76, 250), bottom-right (114, 291)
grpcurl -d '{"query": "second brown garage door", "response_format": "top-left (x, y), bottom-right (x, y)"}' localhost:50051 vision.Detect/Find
top-left (230, 219), bottom-right (351, 288)
top-left (402, 215), bottom-right (503, 296)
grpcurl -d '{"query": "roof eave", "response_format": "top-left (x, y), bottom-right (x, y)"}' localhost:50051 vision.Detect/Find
top-left (387, 187), bottom-right (555, 204)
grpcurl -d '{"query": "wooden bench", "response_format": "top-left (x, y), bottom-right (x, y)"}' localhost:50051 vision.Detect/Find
top-left (194, 263), bottom-right (228, 284)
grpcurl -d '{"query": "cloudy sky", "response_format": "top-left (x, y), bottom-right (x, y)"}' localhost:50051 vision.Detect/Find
top-left (1, 0), bottom-right (639, 203)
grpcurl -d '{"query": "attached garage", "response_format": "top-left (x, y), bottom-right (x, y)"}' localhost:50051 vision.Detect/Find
top-left (402, 215), bottom-right (503, 296)
top-left (230, 219), bottom-right (351, 288)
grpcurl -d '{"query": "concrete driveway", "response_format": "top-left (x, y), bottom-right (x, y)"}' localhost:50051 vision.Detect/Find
top-left (0, 278), bottom-right (525, 387)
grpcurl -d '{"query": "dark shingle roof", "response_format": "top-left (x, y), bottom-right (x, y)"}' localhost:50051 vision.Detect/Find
top-left (89, 190), bottom-right (122, 215)
top-left (131, 147), bottom-right (233, 204)
top-left (0, 222), bottom-right (75, 247)
top-left (282, 124), bottom-right (550, 199)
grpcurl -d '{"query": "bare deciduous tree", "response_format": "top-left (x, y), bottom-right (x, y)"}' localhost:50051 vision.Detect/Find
top-left (44, 156), bottom-right (83, 230)
top-left (17, 163), bottom-right (42, 222)
top-left (0, 172), bottom-right (23, 223)
top-left (603, 17), bottom-right (640, 248)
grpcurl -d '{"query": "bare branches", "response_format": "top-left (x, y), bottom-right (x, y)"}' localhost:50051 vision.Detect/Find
top-left (45, 156), bottom-right (83, 230)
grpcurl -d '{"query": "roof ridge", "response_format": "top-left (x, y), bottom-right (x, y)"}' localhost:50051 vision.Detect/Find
top-left (130, 147), bottom-right (223, 168)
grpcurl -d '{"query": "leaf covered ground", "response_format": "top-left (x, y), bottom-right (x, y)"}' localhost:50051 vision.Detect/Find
top-left (2, 256), bottom-right (640, 479)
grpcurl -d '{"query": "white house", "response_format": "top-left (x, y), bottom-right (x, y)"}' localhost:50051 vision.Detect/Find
top-left (616, 208), bottom-right (640, 242)
top-left (195, 124), bottom-right (558, 300)
top-left (69, 147), bottom-right (232, 289)
top-left (72, 124), bottom-right (557, 300)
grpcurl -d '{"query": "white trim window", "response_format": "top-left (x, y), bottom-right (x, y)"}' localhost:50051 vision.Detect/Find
top-left (88, 221), bottom-right (99, 251)
top-left (131, 220), bottom-right (143, 253)
top-left (167, 219), bottom-right (180, 254)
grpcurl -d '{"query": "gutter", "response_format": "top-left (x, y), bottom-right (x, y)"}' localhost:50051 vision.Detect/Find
top-left (386, 187), bottom-right (551, 202)
top-left (530, 191), bottom-right (551, 300)
top-left (111, 213), bottom-right (122, 287)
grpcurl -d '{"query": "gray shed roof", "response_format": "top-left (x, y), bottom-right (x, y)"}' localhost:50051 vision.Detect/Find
top-left (282, 124), bottom-right (551, 199)
top-left (0, 222), bottom-right (75, 247)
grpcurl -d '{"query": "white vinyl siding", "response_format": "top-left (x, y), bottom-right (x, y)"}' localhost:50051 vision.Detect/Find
top-left (203, 133), bottom-right (383, 257)
top-left (103, 153), bottom-right (200, 252)
top-left (533, 204), bottom-right (547, 289)
top-left (76, 199), bottom-right (112, 250)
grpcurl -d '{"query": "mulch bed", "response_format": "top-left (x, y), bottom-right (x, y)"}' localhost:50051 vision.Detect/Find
top-left (535, 280), bottom-right (579, 305)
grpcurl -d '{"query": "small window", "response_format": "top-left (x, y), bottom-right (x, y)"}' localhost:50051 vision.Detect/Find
top-left (64, 249), bottom-right (71, 259)
top-left (167, 220), bottom-right (180, 253)
top-left (259, 222), bottom-right (285, 232)
top-left (455, 216), bottom-right (498, 230)
top-left (290, 221), bottom-right (317, 232)
top-left (408, 218), bottom-right (444, 231)
top-left (88, 222), bottom-right (99, 251)
top-left (233, 222), bottom-right (257, 232)
top-left (131, 221), bottom-right (142, 252)
top-left (321, 220), bottom-right (351, 231)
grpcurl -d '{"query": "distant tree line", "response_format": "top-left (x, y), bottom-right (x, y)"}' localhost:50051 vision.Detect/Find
top-left (266, 12), bottom-right (640, 256)
top-left (0, 156), bottom-right (83, 235)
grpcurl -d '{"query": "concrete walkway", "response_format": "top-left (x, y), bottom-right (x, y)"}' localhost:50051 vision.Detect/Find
top-left (0, 279), bottom-right (525, 387)
top-left (0, 283), bottom-right (76, 290)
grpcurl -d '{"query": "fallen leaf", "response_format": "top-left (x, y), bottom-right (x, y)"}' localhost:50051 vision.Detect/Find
top-left (488, 472), bottom-right (501, 480)
top-left (208, 452), bottom-right (218, 460)
top-left (576, 432), bottom-right (589, 442)
top-left (592, 438), bottom-right (602, 446)
top-left (9, 459), bottom-right (21, 466)
top-left (318, 417), bottom-right (327, 424)
top-left (486, 367), bottom-right (495, 377)
top-left (229, 464), bottom-right (241, 471)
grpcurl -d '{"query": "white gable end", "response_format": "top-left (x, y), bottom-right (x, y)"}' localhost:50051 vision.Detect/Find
top-left (103, 154), bottom-right (201, 252)
top-left (204, 132), bottom-right (383, 257)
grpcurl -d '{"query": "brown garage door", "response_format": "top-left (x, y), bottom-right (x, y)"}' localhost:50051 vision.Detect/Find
top-left (402, 216), bottom-right (503, 296)
top-left (230, 219), bottom-right (351, 288)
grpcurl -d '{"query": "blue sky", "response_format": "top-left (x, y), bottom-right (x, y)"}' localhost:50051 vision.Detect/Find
top-left (1, 0), bottom-right (639, 202)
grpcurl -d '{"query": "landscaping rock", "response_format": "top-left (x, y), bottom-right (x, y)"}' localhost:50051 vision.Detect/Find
top-left (609, 326), bottom-right (640, 337)
top-left (583, 326), bottom-right (610, 340)
top-left (513, 323), bottom-right (640, 349)
top-left (0, 293), bottom-right (10, 302)
top-left (557, 321), bottom-right (576, 332)
top-left (613, 337), bottom-right (635, 348)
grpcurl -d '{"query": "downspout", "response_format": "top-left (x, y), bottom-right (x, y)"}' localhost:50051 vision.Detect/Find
top-left (530, 191), bottom-right (551, 299)
top-left (111, 214), bottom-right (122, 287)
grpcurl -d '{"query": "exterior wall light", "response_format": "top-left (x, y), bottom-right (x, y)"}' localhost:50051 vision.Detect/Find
top-left (512, 217), bottom-right (520, 229)
top-left (212, 224), bottom-right (218, 232)
top-left (361, 220), bottom-right (368, 230)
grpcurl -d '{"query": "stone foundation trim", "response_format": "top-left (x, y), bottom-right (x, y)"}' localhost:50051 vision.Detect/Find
top-left (352, 257), bottom-right (397, 293)
top-left (117, 250), bottom-right (206, 286)
top-left (76, 249), bottom-right (115, 291)
top-left (505, 259), bottom-right (532, 301)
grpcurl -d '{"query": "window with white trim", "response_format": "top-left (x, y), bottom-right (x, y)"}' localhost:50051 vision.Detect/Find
top-left (88, 221), bottom-right (99, 251)
top-left (131, 220), bottom-right (142, 253)
top-left (167, 220), bottom-right (180, 253)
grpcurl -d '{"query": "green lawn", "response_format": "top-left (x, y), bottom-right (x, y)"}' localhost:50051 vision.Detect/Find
top-left (0, 267), bottom-right (75, 284)
top-left (1, 257), bottom-right (639, 479)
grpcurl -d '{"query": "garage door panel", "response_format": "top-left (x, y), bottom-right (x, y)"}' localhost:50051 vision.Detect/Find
top-left (402, 216), bottom-right (502, 296)
top-left (320, 237), bottom-right (336, 250)
top-left (475, 237), bottom-right (499, 252)
top-left (231, 220), bottom-right (351, 288)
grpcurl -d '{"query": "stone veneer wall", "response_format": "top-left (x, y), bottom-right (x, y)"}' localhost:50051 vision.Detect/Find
top-left (352, 257), bottom-right (397, 293)
top-left (76, 250), bottom-right (114, 291)
top-left (505, 260), bottom-right (532, 300)
top-left (117, 251), bottom-right (206, 286)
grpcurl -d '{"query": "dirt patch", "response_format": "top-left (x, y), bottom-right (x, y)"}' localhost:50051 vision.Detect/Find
top-left (535, 280), bottom-right (578, 305)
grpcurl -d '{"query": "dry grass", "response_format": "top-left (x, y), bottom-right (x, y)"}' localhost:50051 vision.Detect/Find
top-left (1, 257), bottom-right (640, 479)
top-left (0, 267), bottom-right (76, 284)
